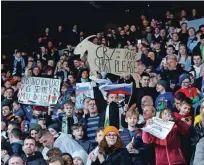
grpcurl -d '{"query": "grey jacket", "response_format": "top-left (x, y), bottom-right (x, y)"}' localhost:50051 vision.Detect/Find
top-left (193, 137), bottom-right (204, 165)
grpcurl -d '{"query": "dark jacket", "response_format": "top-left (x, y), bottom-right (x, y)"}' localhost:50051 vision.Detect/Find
top-left (120, 128), bottom-right (148, 165)
top-left (23, 151), bottom-right (46, 165)
top-left (92, 148), bottom-right (132, 165)
top-left (11, 142), bottom-right (23, 155)
top-left (190, 123), bottom-right (204, 163)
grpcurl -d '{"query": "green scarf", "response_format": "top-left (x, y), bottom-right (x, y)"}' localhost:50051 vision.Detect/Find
top-left (200, 44), bottom-right (204, 63)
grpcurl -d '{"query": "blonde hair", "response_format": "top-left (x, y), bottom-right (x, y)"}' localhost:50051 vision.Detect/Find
top-left (125, 109), bottom-right (139, 121)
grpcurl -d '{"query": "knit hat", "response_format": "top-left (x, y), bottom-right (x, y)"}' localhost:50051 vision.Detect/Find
top-left (103, 126), bottom-right (120, 137)
top-left (48, 123), bottom-right (61, 133)
top-left (158, 80), bottom-right (168, 91)
top-left (72, 150), bottom-right (88, 165)
top-left (178, 73), bottom-right (190, 86)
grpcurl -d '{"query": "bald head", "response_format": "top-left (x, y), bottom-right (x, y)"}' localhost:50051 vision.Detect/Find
top-left (141, 96), bottom-right (153, 110)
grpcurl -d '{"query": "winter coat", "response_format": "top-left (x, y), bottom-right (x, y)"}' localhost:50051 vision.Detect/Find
top-left (23, 151), bottom-right (47, 165)
top-left (142, 119), bottom-right (189, 165)
top-left (190, 122), bottom-right (204, 163)
top-left (193, 137), bottom-right (204, 165)
top-left (98, 148), bottom-right (132, 165)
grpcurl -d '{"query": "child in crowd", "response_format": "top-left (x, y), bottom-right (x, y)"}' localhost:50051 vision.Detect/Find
top-left (71, 123), bottom-right (94, 153)
top-left (173, 97), bottom-right (193, 126)
top-left (120, 109), bottom-right (147, 165)
top-left (59, 101), bottom-right (78, 134)
top-left (173, 92), bottom-right (186, 112)
top-left (87, 127), bottom-right (104, 165)
top-left (173, 97), bottom-right (193, 164)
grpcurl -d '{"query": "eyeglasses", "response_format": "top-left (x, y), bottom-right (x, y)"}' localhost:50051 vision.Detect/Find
top-left (182, 81), bottom-right (190, 84)
top-left (106, 134), bottom-right (117, 137)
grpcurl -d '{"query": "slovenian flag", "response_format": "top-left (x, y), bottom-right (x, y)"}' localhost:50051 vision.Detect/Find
top-left (99, 83), bottom-right (133, 96)
top-left (76, 86), bottom-right (90, 95)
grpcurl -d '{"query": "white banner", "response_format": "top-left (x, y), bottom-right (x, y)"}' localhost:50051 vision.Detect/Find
top-left (75, 82), bottom-right (94, 110)
top-left (18, 77), bottom-right (61, 106)
top-left (74, 35), bottom-right (141, 81)
top-left (142, 117), bottom-right (175, 140)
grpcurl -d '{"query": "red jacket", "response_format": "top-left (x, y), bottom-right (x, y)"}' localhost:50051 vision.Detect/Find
top-left (142, 119), bottom-right (189, 165)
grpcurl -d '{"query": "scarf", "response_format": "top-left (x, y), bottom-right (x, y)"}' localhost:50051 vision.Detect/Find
top-left (12, 56), bottom-right (25, 76)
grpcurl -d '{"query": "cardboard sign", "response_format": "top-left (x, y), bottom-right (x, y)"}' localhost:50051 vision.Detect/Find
top-left (18, 77), bottom-right (61, 106)
top-left (75, 82), bottom-right (94, 110)
top-left (142, 117), bottom-right (175, 140)
top-left (74, 35), bottom-right (141, 81)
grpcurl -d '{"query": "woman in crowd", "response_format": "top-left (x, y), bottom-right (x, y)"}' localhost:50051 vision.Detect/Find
top-left (90, 126), bottom-right (132, 165)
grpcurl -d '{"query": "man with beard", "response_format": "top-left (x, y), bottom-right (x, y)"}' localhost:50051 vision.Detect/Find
top-left (22, 137), bottom-right (46, 165)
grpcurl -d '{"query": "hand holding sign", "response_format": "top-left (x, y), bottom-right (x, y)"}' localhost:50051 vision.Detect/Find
top-left (142, 117), bottom-right (175, 140)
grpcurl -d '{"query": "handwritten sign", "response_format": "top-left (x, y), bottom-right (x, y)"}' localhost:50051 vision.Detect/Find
top-left (74, 35), bottom-right (141, 81)
top-left (18, 77), bottom-right (61, 106)
top-left (142, 117), bottom-right (175, 140)
top-left (75, 82), bottom-right (94, 110)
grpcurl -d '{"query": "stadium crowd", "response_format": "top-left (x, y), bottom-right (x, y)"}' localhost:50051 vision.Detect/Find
top-left (1, 7), bottom-right (204, 165)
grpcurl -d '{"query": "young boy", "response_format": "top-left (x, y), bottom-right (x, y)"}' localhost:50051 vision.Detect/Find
top-left (60, 101), bottom-right (78, 134)
top-left (173, 97), bottom-right (193, 164)
top-left (173, 97), bottom-right (192, 126)
top-left (87, 127), bottom-right (104, 165)
top-left (71, 123), bottom-right (94, 154)
top-left (120, 109), bottom-right (147, 165)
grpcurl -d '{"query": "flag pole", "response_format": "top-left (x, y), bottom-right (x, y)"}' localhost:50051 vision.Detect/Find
top-left (128, 82), bottom-right (133, 107)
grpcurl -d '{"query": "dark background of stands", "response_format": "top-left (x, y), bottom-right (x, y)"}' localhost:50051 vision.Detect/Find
top-left (2, 1), bottom-right (204, 55)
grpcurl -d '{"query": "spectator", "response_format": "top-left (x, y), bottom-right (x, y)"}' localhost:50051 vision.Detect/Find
top-left (47, 156), bottom-right (65, 165)
top-left (22, 137), bottom-right (46, 165)
top-left (12, 50), bottom-right (25, 76)
top-left (71, 124), bottom-right (94, 153)
top-left (1, 142), bottom-right (13, 165)
top-left (155, 80), bottom-right (174, 112)
top-left (9, 128), bottom-right (23, 155)
top-left (193, 137), bottom-right (204, 165)
top-left (62, 153), bottom-right (74, 165)
top-left (191, 53), bottom-right (203, 79)
top-left (143, 108), bottom-right (189, 165)
top-left (177, 44), bottom-right (192, 71)
top-left (8, 154), bottom-right (24, 165)
top-left (95, 126), bottom-right (132, 164)
top-left (37, 129), bottom-right (85, 159)
top-left (187, 27), bottom-right (199, 53)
